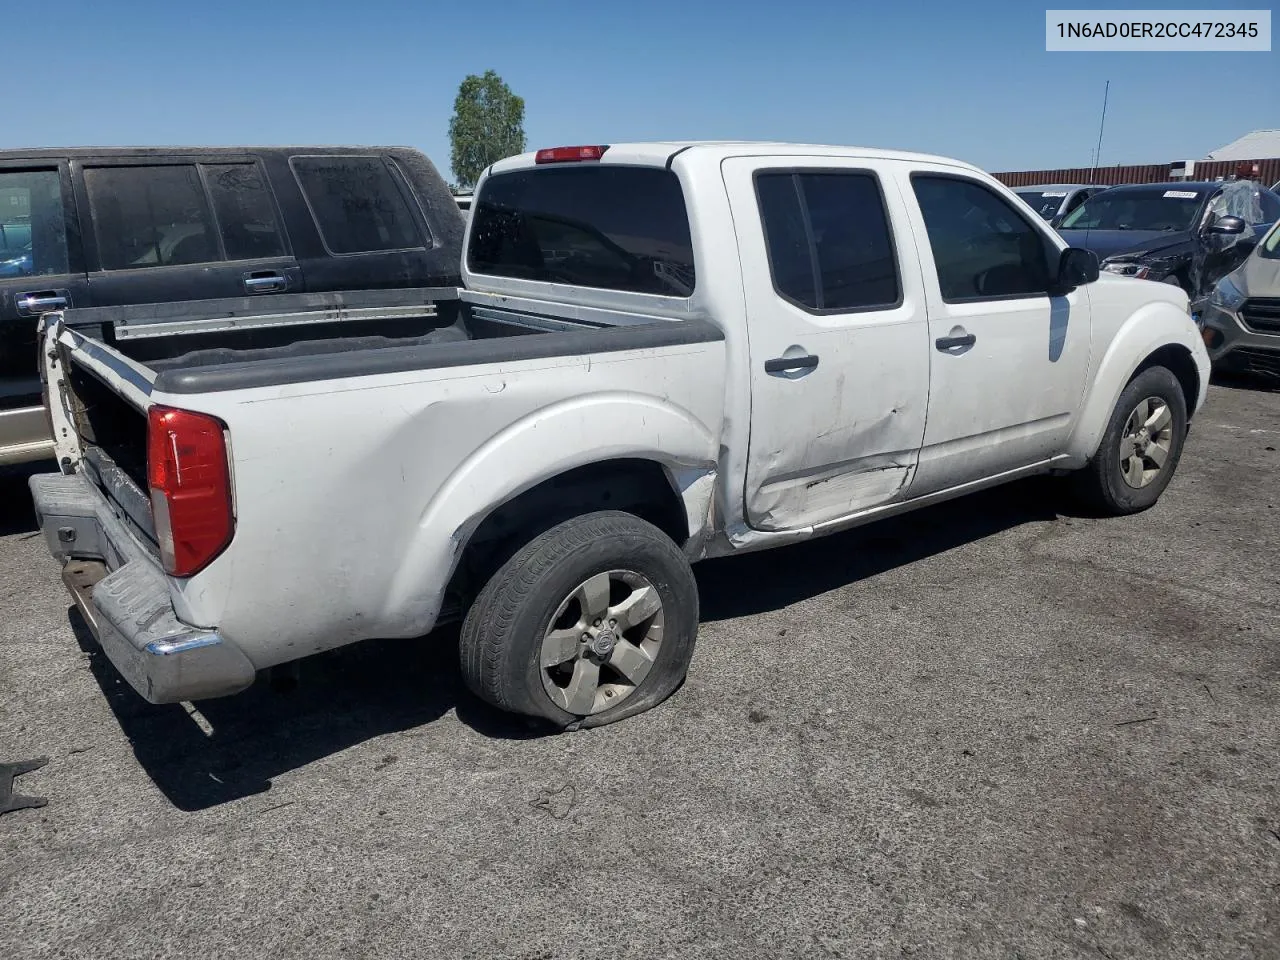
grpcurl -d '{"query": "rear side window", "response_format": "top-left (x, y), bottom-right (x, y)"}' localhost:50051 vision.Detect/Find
top-left (755, 170), bottom-right (900, 312)
top-left (0, 169), bottom-right (69, 278)
top-left (468, 166), bottom-right (695, 296)
top-left (292, 156), bottom-right (423, 255)
top-left (204, 163), bottom-right (286, 260)
top-left (912, 175), bottom-right (1052, 301)
top-left (86, 165), bottom-right (218, 270)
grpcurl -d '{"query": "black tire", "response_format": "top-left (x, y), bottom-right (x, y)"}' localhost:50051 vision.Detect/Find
top-left (459, 510), bottom-right (699, 730)
top-left (1073, 365), bottom-right (1188, 515)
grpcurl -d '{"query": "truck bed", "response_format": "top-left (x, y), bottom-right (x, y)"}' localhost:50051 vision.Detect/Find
top-left (61, 286), bottom-right (721, 394)
top-left (44, 285), bottom-right (726, 680)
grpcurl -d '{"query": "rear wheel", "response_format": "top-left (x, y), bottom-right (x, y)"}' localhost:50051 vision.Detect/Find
top-left (1072, 366), bottom-right (1188, 515)
top-left (459, 511), bottom-right (699, 730)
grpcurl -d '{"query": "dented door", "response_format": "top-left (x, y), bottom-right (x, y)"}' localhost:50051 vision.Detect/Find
top-left (722, 156), bottom-right (931, 532)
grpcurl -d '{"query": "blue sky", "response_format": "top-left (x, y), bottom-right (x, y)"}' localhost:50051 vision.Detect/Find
top-left (6, 0), bottom-right (1275, 180)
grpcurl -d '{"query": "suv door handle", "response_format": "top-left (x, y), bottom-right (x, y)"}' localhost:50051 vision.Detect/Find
top-left (16, 291), bottom-right (68, 316)
top-left (243, 272), bottom-right (288, 294)
top-left (764, 354), bottom-right (819, 373)
top-left (935, 333), bottom-right (977, 352)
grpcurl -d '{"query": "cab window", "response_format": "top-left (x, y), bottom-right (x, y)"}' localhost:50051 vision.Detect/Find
top-left (911, 174), bottom-right (1052, 301)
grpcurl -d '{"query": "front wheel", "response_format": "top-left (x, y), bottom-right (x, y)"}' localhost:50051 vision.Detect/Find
top-left (1072, 365), bottom-right (1188, 515)
top-left (459, 511), bottom-right (699, 730)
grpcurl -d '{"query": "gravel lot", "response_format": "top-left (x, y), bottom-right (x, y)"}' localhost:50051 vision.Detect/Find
top-left (2, 379), bottom-right (1278, 960)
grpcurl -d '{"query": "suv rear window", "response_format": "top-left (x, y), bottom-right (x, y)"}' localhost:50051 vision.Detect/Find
top-left (292, 156), bottom-right (424, 255)
top-left (468, 166), bottom-right (695, 296)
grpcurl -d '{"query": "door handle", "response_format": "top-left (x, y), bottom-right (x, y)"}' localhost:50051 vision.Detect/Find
top-left (764, 354), bottom-right (820, 373)
top-left (935, 333), bottom-right (977, 351)
top-left (16, 291), bottom-right (68, 316)
top-left (243, 272), bottom-right (288, 294)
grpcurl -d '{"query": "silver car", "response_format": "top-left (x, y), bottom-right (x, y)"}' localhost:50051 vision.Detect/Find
top-left (1014, 183), bottom-right (1105, 223)
top-left (1201, 219), bottom-right (1280, 378)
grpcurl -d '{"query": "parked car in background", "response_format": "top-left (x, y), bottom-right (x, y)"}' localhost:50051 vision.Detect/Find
top-left (1014, 183), bottom-right (1104, 223)
top-left (29, 141), bottom-right (1208, 730)
top-left (1056, 180), bottom-right (1280, 302)
top-left (455, 193), bottom-right (473, 215)
top-left (0, 146), bottom-right (464, 466)
top-left (1200, 218), bottom-right (1280, 378)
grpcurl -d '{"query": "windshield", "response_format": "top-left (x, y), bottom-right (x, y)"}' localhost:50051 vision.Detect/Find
top-left (468, 165), bottom-right (695, 296)
top-left (1060, 188), bottom-right (1205, 231)
top-left (1015, 190), bottom-right (1069, 220)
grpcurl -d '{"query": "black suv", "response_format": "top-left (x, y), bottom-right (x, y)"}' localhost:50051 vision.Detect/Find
top-left (0, 146), bottom-right (463, 464)
top-left (1056, 180), bottom-right (1280, 302)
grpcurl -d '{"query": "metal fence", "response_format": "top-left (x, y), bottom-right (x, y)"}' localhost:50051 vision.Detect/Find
top-left (992, 157), bottom-right (1280, 189)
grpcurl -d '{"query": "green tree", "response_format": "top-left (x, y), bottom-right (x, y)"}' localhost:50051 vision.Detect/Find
top-left (448, 70), bottom-right (526, 191)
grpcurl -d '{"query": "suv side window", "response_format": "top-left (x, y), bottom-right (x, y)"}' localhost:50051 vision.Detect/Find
top-left (203, 163), bottom-right (287, 260)
top-left (911, 175), bottom-right (1052, 301)
top-left (291, 156), bottom-right (423, 255)
top-left (86, 165), bottom-right (218, 270)
top-left (0, 169), bottom-right (70, 278)
top-left (755, 170), bottom-right (900, 312)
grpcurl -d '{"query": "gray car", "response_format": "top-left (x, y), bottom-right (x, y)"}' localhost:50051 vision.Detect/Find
top-left (1201, 219), bottom-right (1280, 378)
top-left (1014, 183), bottom-right (1104, 223)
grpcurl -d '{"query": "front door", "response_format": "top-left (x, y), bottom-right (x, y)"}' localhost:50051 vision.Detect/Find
top-left (723, 156), bottom-right (932, 532)
top-left (901, 170), bottom-right (1092, 494)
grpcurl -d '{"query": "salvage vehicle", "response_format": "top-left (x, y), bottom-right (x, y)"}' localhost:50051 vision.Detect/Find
top-left (1057, 180), bottom-right (1280, 301)
top-left (1013, 183), bottom-right (1103, 223)
top-left (1200, 217), bottom-right (1280, 378)
top-left (0, 146), bottom-right (463, 466)
top-left (30, 142), bottom-right (1210, 730)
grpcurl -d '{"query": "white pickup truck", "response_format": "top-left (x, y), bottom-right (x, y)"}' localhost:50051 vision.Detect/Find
top-left (30, 142), bottom-right (1210, 730)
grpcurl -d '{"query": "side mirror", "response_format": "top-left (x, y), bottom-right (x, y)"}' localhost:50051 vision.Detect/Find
top-left (1207, 215), bottom-right (1246, 236)
top-left (1056, 246), bottom-right (1099, 291)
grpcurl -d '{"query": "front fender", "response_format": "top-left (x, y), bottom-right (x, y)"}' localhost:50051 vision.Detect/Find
top-left (381, 391), bottom-right (720, 634)
top-left (1065, 300), bottom-right (1209, 465)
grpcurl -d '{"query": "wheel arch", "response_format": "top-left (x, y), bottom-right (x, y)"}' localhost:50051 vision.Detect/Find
top-left (1131, 343), bottom-right (1200, 420)
top-left (444, 457), bottom-right (699, 610)
top-left (1067, 305), bottom-right (1207, 464)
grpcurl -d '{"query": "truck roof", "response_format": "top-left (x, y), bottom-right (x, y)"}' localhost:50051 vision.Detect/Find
top-left (489, 141), bottom-right (985, 176)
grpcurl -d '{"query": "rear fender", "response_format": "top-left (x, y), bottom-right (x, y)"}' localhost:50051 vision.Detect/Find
top-left (381, 392), bottom-right (719, 634)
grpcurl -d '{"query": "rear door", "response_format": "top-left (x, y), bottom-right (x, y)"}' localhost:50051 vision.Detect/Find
top-left (0, 159), bottom-right (89, 421)
top-left (723, 156), bottom-right (932, 532)
top-left (76, 157), bottom-right (301, 306)
top-left (286, 154), bottom-right (444, 291)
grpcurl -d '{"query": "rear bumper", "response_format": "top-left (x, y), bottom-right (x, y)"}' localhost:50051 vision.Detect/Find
top-left (29, 471), bottom-right (255, 703)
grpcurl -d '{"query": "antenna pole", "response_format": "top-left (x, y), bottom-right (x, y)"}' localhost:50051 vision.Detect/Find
top-left (1089, 80), bottom-right (1110, 182)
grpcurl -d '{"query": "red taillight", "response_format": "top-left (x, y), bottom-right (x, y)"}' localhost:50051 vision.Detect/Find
top-left (534, 145), bottom-right (609, 164)
top-left (147, 405), bottom-right (234, 577)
